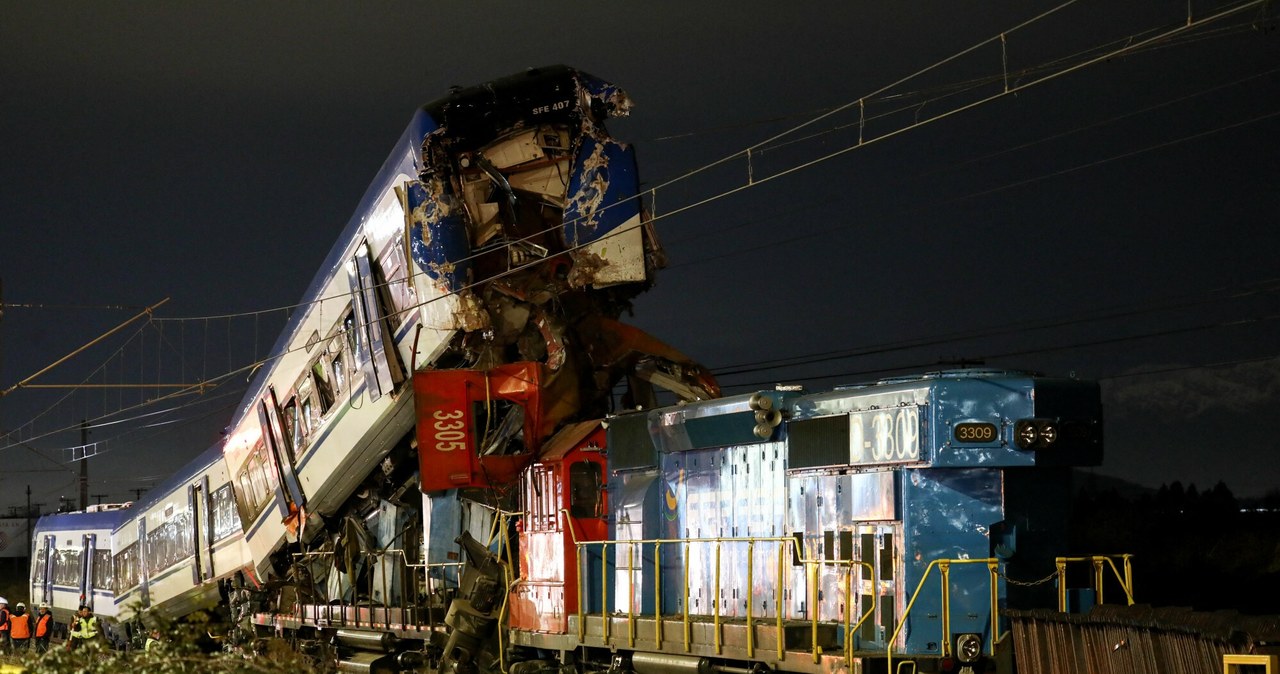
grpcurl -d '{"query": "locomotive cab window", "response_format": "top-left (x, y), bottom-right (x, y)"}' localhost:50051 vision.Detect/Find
top-left (569, 460), bottom-right (603, 518)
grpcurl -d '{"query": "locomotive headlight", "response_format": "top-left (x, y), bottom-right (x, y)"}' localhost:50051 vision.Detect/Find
top-left (1038, 423), bottom-right (1058, 446)
top-left (1014, 419), bottom-right (1058, 449)
top-left (1015, 421), bottom-right (1039, 449)
top-left (956, 633), bottom-right (983, 663)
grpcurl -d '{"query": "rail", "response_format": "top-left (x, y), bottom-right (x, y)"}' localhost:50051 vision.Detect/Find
top-left (1054, 554), bottom-right (1134, 611)
top-left (886, 558), bottom-right (1002, 674)
top-left (562, 511), bottom-right (876, 667)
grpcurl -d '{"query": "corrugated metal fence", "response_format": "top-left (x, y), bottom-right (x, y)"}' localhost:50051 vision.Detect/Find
top-left (1008, 605), bottom-right (1280, 673)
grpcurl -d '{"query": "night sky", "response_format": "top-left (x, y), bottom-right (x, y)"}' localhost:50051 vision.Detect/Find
top-left (2, 1), bottom-right (1278, 515)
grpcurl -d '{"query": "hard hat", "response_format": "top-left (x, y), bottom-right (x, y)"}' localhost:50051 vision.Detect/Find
top-left (0, 597), bottom-right (7, 604)
top-left (16, 602), bottom-right (25, 609)
top-left (39, 602), bottom-right (49, 609)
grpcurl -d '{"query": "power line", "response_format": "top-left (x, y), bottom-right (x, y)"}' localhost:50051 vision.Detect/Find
top-left (709, 278), bottom-right (1280, 375)
top-left (717, 311), bottom-right (1280, 390)
top-left (2, 0), bottom-right (1271, 456)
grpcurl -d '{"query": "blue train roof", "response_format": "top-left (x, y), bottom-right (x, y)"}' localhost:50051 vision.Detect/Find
top-left (36, 508), bottom-right (131, 533)
top-left (834, 368), bottom-right (1044, 390)
top-left (130, 443), bottom-right (225, 513)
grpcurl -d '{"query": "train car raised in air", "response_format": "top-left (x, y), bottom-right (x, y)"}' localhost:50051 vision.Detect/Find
top-left (31, 64), bottom-right (714, 651)
top-left (31, 67), bottom-right (1113, 674)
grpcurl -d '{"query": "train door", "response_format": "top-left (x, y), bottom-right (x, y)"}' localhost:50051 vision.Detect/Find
top-left (137, 519), bottom-right (151, 608)
top-left (348, 240), bottom-right (405, 402)
top-left (261, 388), bottom-right (305, 511)
top-left (80, 533), bottom-right (96, 611)
top-left (227, 416), bottom-right (290, 576)
top-left (40, 535), bottom-right (55, 604)
top-left (189, 477), bottom-right (214, 584)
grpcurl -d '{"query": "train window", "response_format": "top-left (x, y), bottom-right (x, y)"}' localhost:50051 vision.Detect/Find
top-left (377, 236), bottom-right (415, 319)
top-left (211, 483), bottom-right (241, 541)
top-left (93, 549), bottom-right (112, 591)
top-left (569, 460), bottom-right (603, 518)
top-left (248, 444), bottom-right (271, 509)
top-left (147, 509), bottom-right (194, 574)
top-left (32, 547), bottom-right (47, 587)
top-left (284, 398), bottom-right (303, 452)
top-left (331, 353), bottom-right (345, 396)
top-left (302, 396), bottom-right (318, 435)
top-left (113, 543), bottom-right (140, 594)
top-left (312, 360), bottom-right (335, 413)
top-left (343, 311), bottom-right (358, 358)
top-left (53, 548), bottom-right (81, 587)
top-left (236, 473), bottom-right (255, 526)
top-left (235, 438), bottom-right (275, 528)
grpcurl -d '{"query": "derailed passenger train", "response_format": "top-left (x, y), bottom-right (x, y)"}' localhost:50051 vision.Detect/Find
top-left (31, 67), bottom-right (1105, 674)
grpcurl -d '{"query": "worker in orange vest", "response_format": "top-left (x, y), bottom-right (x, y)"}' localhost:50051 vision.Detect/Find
top-left (34, 603), bottom-right (54, 653)
top-left (0, 596), bottom-right (10, 654)
top-left (7, 602), bottom-right (31, 652)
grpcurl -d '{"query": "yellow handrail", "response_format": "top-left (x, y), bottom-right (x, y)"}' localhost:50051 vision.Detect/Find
top-left (776, 545), bottom-right (785, 661)
top-left (886, 557), bottom-right (1002, 673)
top-left (746, 540), bottom-right (754, 658)
top-left (714, 541), bottom-right (722, 655)
top-left (654, 542), bottom-right (663, 650)
top-left (568, 534), bottom-right (875, 664)
top-left (628, 543), bottom-right (637, 648)
top-left (1055, 554), bottom-right (1135, 611)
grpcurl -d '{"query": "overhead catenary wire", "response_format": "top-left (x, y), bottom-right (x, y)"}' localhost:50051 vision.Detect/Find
top-left (663, 103), bottom-right (1280, 274)
top-left (2, 1), bottom-right (1272, 457)
top-left (141, 0), bottom-right (1270, 329)
top-left (719, 312), bottom-right (1280, 392)
top-left (708, 278), bottom-right (1280, 375)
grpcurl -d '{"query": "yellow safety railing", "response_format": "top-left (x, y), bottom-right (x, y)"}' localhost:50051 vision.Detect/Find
top-left (566, 522), bottom-right (876, 666)
top-left (1055, 554), bottom-right (1134, 611)
top-left (1224, 654), bottom-right (1278, 673)
top-left (886, 558), bottom-right (1003, 673)
top-left (490, 509), bottom-right (523, 674)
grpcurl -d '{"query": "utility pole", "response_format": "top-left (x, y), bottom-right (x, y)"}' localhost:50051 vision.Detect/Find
top-left (26, 484), bottom-right (32, 556)
top-left (91, 493), bottom-right (108, 506)
top-left (131, 487), bottom-right (147, 501)
top-left (79, 419), bottom-right (89, 510)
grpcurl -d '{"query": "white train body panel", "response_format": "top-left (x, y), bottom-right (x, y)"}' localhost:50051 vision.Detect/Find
top-left (30, 508), bottom-right (127, 626)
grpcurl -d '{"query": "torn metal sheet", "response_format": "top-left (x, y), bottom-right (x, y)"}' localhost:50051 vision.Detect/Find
top-left (402, 66), bottom-right (716, 416)
top-left (401, 177), bottom-right (471, 293)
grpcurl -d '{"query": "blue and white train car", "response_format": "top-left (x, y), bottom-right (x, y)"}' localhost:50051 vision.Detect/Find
top-left (30, 507), bottom-right (129, 627)
top-left (110, 445), bottom-right (250, 622)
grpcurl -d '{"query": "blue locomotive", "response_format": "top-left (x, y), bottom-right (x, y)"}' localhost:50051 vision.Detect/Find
top-left (503, 369), bottom-right (1101, 674)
